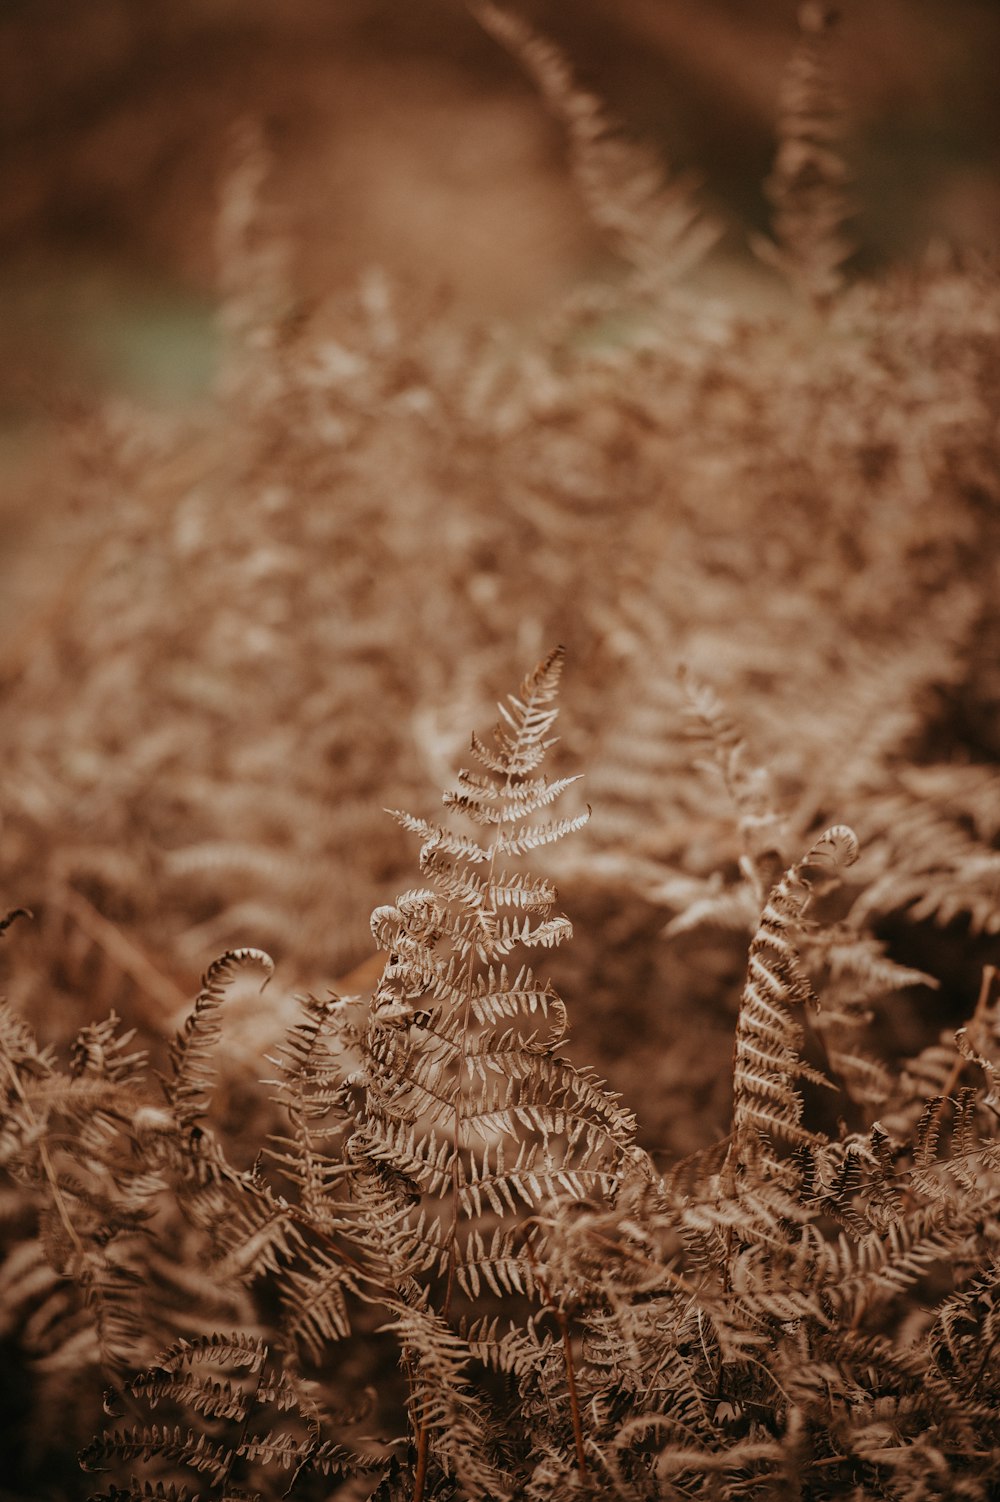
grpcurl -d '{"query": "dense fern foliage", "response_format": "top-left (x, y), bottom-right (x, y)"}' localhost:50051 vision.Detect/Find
top-left (2, 5), bottom-right (997, 1030)
top-left (4, 653), bottom-right (1000, 1498)
top-left (2, 3), bottom-right (1000, 1496)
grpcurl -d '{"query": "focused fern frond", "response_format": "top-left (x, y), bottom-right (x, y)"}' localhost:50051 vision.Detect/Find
top-left (75, 651), bottom-right (659, 1499)
top-left (323, 648), bottom-right (653, 1490)
top-left (368, 649), bottom-right (641, 1238)
top-left (165, 948), bottom-right (275, 1134)
top-left (726, 824), bottom-right (859, 1181)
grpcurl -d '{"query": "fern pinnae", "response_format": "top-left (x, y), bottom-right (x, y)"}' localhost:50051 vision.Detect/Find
top-left (389, 811), bottom-right (490, 868)
top-left (468, 0), bottom-right (717, 294)
top-left (166, 948), bottom-right (275, 1133)
top-left (496, 810), bottom-right (591, 858)
top-left (444, 769), bottom-right (581, 823)
top-left (82, 1422), bottom-right (234, 1482)
top-left (726, 825), bottom-right (859, 1187)
top-left (437, 978), bottom-right (567, 1054)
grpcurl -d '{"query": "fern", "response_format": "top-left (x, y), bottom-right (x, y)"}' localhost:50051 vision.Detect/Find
top-left (166, 948), bottom-right (275, 1134)
top-left (82, 1334), bottom-right (383, 1501)
top-left (468, 0), bottom-right (718, 295)
top-left (754, 2), bottom-right (855, 306)
top-left (3, 646), bottom-right (1000, 1495)
top-left (726, 825), bottom-right (859, 1181)
top-left (1, 6), bottom-right (1000, 1495)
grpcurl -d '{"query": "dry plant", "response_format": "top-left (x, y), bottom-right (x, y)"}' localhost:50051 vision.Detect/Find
top-left (1, 3), bottom-right (1000, 1495)
top-left (1, 652), bottom-right (1000, 1499)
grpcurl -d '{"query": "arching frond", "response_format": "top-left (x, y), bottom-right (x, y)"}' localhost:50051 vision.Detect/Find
top-left (468, 1), bottom-right (718, 288)
top-left (165, 949), bottom-right (275, 1132)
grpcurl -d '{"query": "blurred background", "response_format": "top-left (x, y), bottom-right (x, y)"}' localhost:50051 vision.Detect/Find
top-left (1, 0), bottom-right (998, 621)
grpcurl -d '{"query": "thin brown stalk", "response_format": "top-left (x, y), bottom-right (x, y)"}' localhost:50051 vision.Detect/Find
top-left (555, 1306), bottom-right (588, 1479)
top-left (411, 1422), bottom-right (431, 1502)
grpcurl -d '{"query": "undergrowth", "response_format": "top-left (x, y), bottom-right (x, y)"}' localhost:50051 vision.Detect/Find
top-left (3, 651), bottom-right (1000, 1498)
top-left (2, 3), bottom-right (1000, 1496)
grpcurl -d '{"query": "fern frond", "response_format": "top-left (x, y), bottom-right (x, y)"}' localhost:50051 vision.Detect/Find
top-left (458, 1139), bottom-right (616, 1218)
top-left (143, 1331), bottom-right (270, 1375)
top-left (754, 2), bottom-right (854, 306)
top-left (81, 1423), bottom-right (233, 1479)
top-left (727, 826), bottom-right (859, 1179)
top-left (496, 812), bottom-right (591, 857)
top-left (383, 1296), bottom-right (513, 1498)
top-left (389, 811), bottom-right (491, 867)
top-left (277, 1252), bottom-right (354, 1360)
top-left (165, 949), bottom-right (274, 1132)
top-left (70, 1013), bottom-right (147, 1089)
top-left (468, 645), bottom-right (567, 783)
top-left (468, 0), bottom-right (718, 289)
top-left (823, 1206), bottom-right (974, 1319)
top-left (0, 996), bottom-right (56, 1086)
top-left (459, 964), bottom-right (562, 1030)
top-left (444, 770), bottom-right (581, 824)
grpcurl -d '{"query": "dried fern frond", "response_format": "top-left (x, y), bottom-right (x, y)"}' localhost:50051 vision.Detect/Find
top-left (754, 2), bottom-right (855, 306)
top-left (678, 669), bottom-right (787, 898)
top-left (165, 949), bottom-right (275, 1134)
top-left (725, 825), bottom-right (859, 1182)
top-left (84, 1333), bottom-right (387, 1500)
top-left (469, 0), bottom-right (719, 292)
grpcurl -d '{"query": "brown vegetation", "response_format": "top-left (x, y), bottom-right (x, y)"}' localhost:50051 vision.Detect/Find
top-left (1, 5), bottom-right (1000, 1497)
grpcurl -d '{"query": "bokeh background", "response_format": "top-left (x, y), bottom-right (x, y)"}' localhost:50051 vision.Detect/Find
top-left (1, 1), bottom-right (998, 1013)
top-left (2, 0), bottom-right (998, 1039)
top-left (2, 0), bottom-right (998, 428)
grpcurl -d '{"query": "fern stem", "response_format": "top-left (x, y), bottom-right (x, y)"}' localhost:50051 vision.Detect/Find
top-left (396, 1347), bottom-right (429, 1502)
top-left (528, 1239), bottom-right (588, 1480)
top-left (411, 1420), bottom-right (430, 1502)
top-left (555, 1307), bottom-right (588, 1479)
top-left (443, 758), bottom-right (512, 1319)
